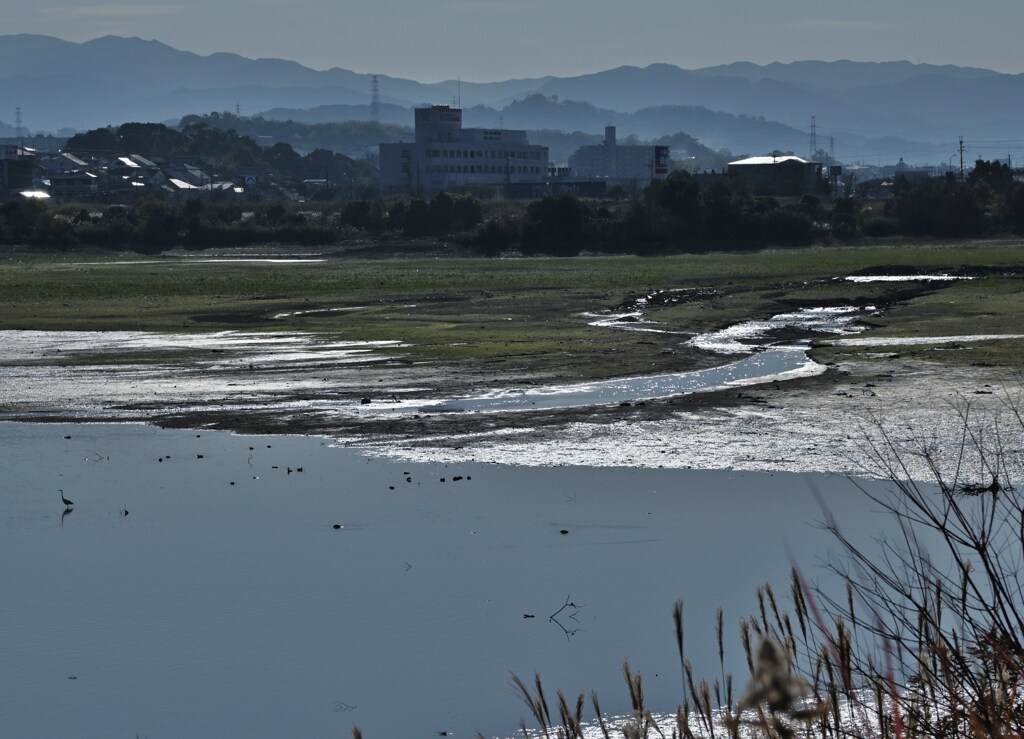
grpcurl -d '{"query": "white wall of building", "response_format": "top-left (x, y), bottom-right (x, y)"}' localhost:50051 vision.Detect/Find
top-left (380, 106), bottom-right (548, 193)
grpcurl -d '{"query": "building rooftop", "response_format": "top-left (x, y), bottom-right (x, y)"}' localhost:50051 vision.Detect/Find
top-left (729, 155), bottom-right (815, 166)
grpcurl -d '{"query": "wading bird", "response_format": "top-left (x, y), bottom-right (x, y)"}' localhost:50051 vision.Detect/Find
top-left (59, 489), bottom-right (73, 509)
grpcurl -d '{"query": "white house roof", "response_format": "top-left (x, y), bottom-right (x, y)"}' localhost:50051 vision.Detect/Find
top-left (729, 155), bottom-right (814, 166)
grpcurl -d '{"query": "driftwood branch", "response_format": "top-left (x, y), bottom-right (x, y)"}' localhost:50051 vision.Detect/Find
top-left (549, 594), bottom-right (583, 641)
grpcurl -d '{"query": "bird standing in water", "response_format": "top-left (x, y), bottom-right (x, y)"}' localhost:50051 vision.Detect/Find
top-left (59, 489), bottom-right (73, 509)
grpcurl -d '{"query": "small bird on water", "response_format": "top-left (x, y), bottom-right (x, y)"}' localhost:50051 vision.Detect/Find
top-left (59, 489), bottom-right (73, 509)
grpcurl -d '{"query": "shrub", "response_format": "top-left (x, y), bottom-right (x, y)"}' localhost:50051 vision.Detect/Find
top-left (761, 209), bottom-right (814, 246)
top-left (860, 215), bottom-right (900, 238)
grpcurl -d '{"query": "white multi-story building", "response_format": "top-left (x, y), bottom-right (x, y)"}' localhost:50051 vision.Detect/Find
top-left (379, 106), bottom-right (548, 194)
top-left (568, 127), bottom-right (670, 183)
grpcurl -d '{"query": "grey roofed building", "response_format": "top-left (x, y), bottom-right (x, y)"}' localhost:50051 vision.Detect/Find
top-left (47, 171), bottom-right (98, 201)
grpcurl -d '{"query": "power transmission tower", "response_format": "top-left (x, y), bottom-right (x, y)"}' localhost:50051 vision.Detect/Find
top-left (370, 75), bottom-right (381, 124)
top-left (809, 115), bottom-right (817, 160)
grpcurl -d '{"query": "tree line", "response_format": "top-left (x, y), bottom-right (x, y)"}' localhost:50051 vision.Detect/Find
top-left (3, 162), bottom-right (1024, 253)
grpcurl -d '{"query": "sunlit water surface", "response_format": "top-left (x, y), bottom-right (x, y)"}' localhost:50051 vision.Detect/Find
top-left (1, 422), bottom-right (911, 738)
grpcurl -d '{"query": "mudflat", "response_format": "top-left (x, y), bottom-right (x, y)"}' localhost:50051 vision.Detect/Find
top-left (1, 240), bottom-right (1022, 475)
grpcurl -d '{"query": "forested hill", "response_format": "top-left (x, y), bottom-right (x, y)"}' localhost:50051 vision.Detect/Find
top-left (5, 34), bottom-right (1020, 162)
top-left (179, 114), bottom-right (409, 159)
top-left (66, 122), bottom-right (379, 190)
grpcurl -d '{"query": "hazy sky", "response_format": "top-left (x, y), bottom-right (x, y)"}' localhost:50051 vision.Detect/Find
top-left (7, 0), bottom-right (1024, 81)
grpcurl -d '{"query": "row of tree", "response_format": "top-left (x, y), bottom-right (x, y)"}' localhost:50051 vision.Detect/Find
top-left (3, 163), bottom-right (1024, 253)
top-left (0, 192), bottom-right (484, 252)
top-left (475, 165), bottom-right (1024, 255)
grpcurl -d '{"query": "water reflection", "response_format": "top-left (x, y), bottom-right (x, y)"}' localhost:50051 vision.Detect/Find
top-left (0, 421), bottom-right (920, 738)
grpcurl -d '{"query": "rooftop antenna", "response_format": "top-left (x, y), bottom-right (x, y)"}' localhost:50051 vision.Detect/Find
top-left (370, 75), bottom-right (381, 124)
top-left (457, 76), bottom-right (461, 109)
top-left (235, 101), bottom-right (241, 117)
top-left (829, 135), bottom-right (835, 163)
top-left (809, 115), bottom-right (817, 160)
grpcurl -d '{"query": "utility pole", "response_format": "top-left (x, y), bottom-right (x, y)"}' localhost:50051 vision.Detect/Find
top-left (959, 135), bottom-right (965, 182)
top-left (809, 115), bottom-right (817, 159)
top-left (15, 106), bottom-right (23, 147)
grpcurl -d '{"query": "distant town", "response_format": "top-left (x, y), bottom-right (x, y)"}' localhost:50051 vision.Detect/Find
top-left (3, 105), bottom-right (1006, 205)
top-left (3, 38), bottom-right (1024, 253)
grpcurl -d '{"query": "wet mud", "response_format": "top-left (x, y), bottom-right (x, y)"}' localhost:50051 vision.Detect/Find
top-left (2, 272), bottom-right (1020, 478)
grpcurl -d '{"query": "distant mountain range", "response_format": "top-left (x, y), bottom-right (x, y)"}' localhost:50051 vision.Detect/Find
top-left (2, 34), bottom-right (1021, 164)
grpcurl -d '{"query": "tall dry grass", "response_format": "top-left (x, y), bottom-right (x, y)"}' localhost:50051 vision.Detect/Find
top-left (353, 389), bottom-right (1024, 739)
top-left (505, 390), bottom-right (1024, 739)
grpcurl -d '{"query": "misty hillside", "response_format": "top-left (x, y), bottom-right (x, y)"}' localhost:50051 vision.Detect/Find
top-left (3, 34), bottom-right (1021, 163)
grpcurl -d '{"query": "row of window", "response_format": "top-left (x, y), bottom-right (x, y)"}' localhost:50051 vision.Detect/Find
top-left (425, 164), bottom-right (543, 175)
top-left (423, 149), bottom-right (543, 161)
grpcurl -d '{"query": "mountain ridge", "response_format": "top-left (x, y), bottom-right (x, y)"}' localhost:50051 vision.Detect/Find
top-left (2, 34), bottom-right (1019, 163)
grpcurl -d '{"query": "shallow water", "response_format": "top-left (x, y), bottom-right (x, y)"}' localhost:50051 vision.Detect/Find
top-left (842, 274), bottom-right (972, 283)
top-left (0, 421), bottom-right (916, 738)
top-left (687, 306), bottom-right (875, 354)
top-left (411, 347), bottom-right (821, 414)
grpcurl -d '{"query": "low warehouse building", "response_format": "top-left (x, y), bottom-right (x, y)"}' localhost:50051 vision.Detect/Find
top-left (728, 155), bottom-right (822, 196)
